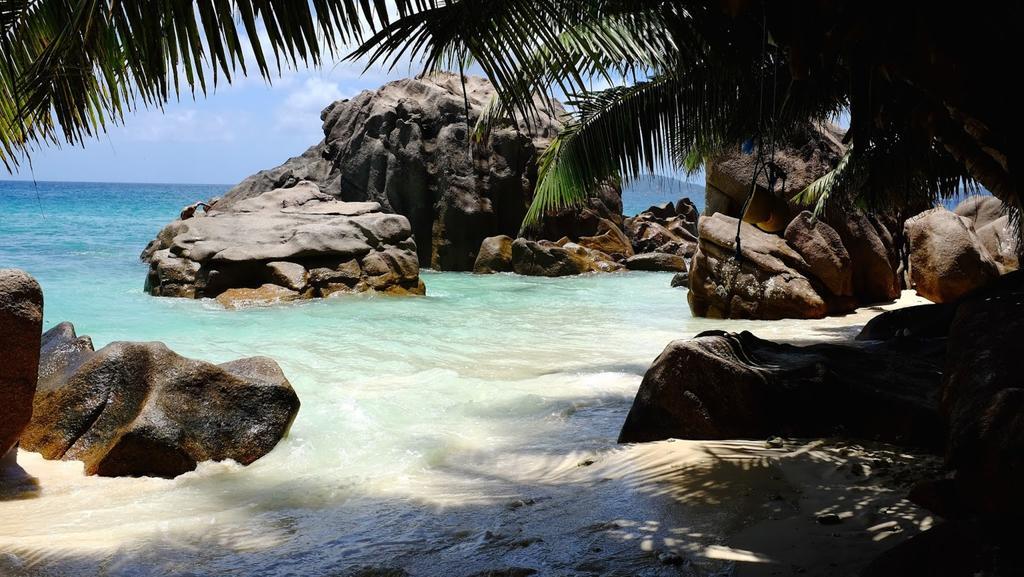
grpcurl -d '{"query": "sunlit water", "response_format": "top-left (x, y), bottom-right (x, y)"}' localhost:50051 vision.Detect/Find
top-left (0, 181), bottom-right (917, 577)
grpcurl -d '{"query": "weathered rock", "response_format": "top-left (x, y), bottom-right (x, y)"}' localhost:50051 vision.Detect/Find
top-left (784, 211), bottom-right (853, 297)
top-left (826, 209), bottom-right (902, 303)
top-left (473, 235), bottom-right (514, 274)
top-left (21, 324), bottom-right (299, 478)
top-left (265, 261), bottom-right (308, 291)
top-left (215, 74), bottom-right (610, 271)
top-left (687, 213), bottom-right (831, 319)
top-left (670, 271), bottom-right (689, 288)
top-left (577, 218), bottom-right (633, 259)
top-left (624, 252), bottom-right (688, 272)
top-left (143, 181), bottom-right (424, 304)
top-left (510, 239), bottom-right (595, 277)
top-left (529, 182), bottom-right (625, 244)
top-left (216, 284), bottom-right (303, 309)
top-left (856, 303), bottom-right (958, 342)
top-left (0, 269), bottom-right (43, 459)
top-left (941, 271), bottom-right (1024, 518)
top-left (954, 195), bottom-right (1019, 273)
top-left (624, 198), bottom-right (699, 257)
top-left (905, 207), bottom-right (1000, 303)
top-left (618, 330), bottom-right (944, 447)
top-left (705, 123), bottom-right (846, 231)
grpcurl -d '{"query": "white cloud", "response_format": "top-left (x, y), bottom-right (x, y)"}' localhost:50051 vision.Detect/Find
top-left (126, 108), bottom-right (237, 143)
top-left (275, 77), bottom-right (347, 134)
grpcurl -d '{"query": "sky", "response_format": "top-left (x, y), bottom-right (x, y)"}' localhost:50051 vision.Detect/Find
top-left (2, 56), bottom-right (424, 186)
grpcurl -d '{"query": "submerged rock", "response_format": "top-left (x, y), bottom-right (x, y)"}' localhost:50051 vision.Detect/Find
top-left (510, 238), bottom-right (618, 277)
top-left (143, 181), bottom-right (424, 304)
top-left (0, 269), bottom-right (43, 459)
top-left (624, 252), bottom-right (688, 272)
top-left (22, 323), bottom-right (299, 478)
top-left (670, 271), bottom-right (689, 288)
top-left (618, 330), bottom-right (944, 446)
top-left (473, 235), bottom-right (514, 274)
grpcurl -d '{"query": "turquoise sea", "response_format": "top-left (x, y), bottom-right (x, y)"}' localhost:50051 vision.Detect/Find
top-left (0, 180), bottom-right (875, 577)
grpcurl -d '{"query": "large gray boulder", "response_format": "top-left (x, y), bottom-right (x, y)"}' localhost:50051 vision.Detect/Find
top-left (953, 195), bottom-right (1019, 273)
top-left (0, 269), bottom-right (43, 460)
top-left (21, 323), bottom-right (299, 478)
top-left (687, 213), bottom-right (831, 319)
top-left (473, 235), bottom-right (514, 274)
top-left (618, 330), bottom-right (944, 447)
top-left (142, 181), bottom-right (424, 304)
top-left (214, 74), bottom-right (609, 271)
top-left (784, 212), bottom-right (853, 297)
top-left (705, 123), bottom-right (846, 231)
top-left (826, 209), bottom-right (901, 303)
top-left (905, 207), bottom-right (1000, 303)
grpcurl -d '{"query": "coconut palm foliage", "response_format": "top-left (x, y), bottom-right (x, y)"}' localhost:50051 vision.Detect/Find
top-left (0, 0), bottom-right (441, 170)
top-left (353, 0), bottom-right (1024, 228)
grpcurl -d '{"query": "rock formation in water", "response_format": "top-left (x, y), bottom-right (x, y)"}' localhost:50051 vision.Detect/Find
top-left (142, 182), bottom-right (424, 305)
top-left (0, 269), bottom-right (43, 462)
top-left (21, 322), bottom-right (299, 478)
top-left (473, 195), bottom-right (701, 277)
top-left (213, 73), bottom-right (576, 272)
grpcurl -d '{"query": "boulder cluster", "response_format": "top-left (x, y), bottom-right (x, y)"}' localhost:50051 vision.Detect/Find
top-left (620, 271), bottom-right (1024, 574)
top-left (1, 269), bottom-right (299, 479)
top-left (473, 196), bottom-right (698, 277)
top-left (690, 120), bottom-right (1018, 319)
top-left (142, 182), bottom-right (424, 307)
top-left (216, 73), bottom-right (561, 272)
top-left (688, 209), bottom-right (901, 319)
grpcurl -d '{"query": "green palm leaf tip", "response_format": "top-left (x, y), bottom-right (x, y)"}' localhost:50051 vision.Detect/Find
top-left (793, 146), bottom-right (853, 219)
top-left (0, 0), bottom-right (422, 171)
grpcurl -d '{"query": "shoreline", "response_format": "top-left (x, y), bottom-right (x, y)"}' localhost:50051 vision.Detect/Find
top-left (0, 290), bottom-right (939, 577)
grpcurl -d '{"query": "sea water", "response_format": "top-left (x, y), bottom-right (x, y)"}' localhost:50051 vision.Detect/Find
top-left (0, 181), bottom-right (906, 576)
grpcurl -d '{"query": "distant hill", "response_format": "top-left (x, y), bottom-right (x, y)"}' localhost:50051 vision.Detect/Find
top-left (621, 175), bottom-right (706, 216)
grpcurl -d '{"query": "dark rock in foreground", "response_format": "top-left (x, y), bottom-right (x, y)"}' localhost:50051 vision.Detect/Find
top-left (21, 323), bottom-right (299, 478)
top-left (618, 330), bottom-right (944, 447)
top-left (0, 269), bottom-right (43, 460)
top-left (142, 182), bottom-right (424, 305)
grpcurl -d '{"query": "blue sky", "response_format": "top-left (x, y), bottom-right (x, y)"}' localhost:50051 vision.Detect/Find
top-left (2, 58), bottom-right (422, 185)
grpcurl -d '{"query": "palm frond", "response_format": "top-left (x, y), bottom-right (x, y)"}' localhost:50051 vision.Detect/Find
top-left (793, 146), bottom-right (855, 218)
top-left (0, 0), bottom-right (411, 171)
top-left (523, 67), bottom-right (759, 228)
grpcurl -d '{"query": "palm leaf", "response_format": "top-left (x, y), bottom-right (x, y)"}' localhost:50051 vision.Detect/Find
top-left (0, 0), bottom-right (416, 171)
